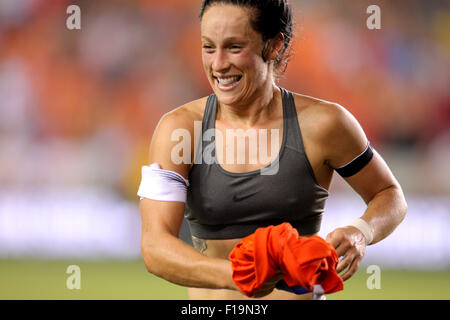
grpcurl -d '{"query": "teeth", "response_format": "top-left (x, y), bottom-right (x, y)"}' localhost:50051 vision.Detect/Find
top-left (217, 76), bottom-right (240, 85)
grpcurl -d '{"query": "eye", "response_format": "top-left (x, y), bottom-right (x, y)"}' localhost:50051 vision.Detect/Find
top-left (230, 45), bottom-right (242, 51)
top-left (202, 44), bottom-right (215, 53)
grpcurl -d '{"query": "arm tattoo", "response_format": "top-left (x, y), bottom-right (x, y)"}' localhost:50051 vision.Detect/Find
top-left (192, 236), bottom-right (208, 254)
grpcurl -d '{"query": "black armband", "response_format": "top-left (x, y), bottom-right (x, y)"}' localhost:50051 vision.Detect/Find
top-left (334, 143), bottom-right (374, 178)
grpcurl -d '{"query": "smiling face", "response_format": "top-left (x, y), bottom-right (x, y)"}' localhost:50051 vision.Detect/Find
top-left (201, 4), bottom-right (274, 107)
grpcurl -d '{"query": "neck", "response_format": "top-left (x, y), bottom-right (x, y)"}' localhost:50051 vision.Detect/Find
top-left (217, 82), bottom-right (280, 128)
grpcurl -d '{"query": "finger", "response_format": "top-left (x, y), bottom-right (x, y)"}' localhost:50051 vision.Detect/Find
top-left (340, 266), bottom-right (355, 282)
top-left (340, 256), bottom-right (362, 281)
top-left (336, 253), bottom-right (353, 274)
top-left (336, 248), bottom-right (357, 273)
top-left (334, 241), bottom-right (351, 257)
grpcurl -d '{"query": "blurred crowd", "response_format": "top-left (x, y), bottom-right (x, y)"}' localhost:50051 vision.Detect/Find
top-left (0, 0), bottom-right (448, 199)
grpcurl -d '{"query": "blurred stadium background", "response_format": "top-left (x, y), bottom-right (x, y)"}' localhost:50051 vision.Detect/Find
top-left (0, 0), bottom-right (449, 299)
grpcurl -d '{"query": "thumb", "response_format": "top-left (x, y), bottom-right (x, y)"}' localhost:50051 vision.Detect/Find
top-left (326, 230), bottom-right (340, 249)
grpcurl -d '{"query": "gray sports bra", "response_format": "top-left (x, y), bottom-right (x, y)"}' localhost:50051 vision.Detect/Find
top-left (184, 88), bottom-right (329, 239)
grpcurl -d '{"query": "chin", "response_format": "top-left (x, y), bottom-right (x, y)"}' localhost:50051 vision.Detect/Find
top-left (211, 83), bottom-right (249, 107)
top-left (214, 91), bottom-right (245, 107)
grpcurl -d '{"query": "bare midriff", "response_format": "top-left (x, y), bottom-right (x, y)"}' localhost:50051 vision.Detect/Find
top-left (188, 235), bottom-right (317, 300)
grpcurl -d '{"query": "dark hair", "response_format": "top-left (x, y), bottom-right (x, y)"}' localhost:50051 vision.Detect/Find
top-left (200, 0), bottom-right (294, 77)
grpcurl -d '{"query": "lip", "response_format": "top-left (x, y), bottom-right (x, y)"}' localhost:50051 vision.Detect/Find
top-left (213, 75), bottom-right (242, 92)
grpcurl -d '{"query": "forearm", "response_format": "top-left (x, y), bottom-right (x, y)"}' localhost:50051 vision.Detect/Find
top-left (142, 233), bottom-right (237, 290)
top-left (359, 185), bottom-right (407, 245)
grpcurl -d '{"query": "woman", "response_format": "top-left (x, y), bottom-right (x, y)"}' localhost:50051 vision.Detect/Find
top-left (139, 0), bottom-right (407, 300)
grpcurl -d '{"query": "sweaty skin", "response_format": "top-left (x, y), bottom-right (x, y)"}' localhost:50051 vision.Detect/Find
top-left (145, 90), bottom-right (325, 300)
top-left (188, 235), bottom-right (316, 300)
top-left (140, 3), bottom-right (406, 300)
top-left (141, 89), bottom-right (406, 300)
top-left (185, 91), bottom-right (332, 300)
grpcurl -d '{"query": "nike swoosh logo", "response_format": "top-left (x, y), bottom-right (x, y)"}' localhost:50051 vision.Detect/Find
top-left (232, 192), bottom-right (257, 202)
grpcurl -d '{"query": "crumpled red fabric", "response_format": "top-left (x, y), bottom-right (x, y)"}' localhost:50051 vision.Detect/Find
top-left (229, 222), bottom-right (344, 297)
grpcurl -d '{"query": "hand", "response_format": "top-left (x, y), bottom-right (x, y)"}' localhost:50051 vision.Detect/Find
top-left (326, 226), bottom-right (366, 281)
top-left (253, 270), bottom-right (284, 298)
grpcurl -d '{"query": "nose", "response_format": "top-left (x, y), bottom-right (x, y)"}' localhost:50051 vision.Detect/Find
top-left (212, 49), bottom-right (231, 73)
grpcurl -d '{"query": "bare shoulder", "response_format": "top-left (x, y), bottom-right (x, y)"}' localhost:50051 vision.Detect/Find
top-left (148, 96), bottom-right (208, 177)
top-left (292, 92), bottom-right (368, 168)
top-left (292, 93), bottom-right (354, 129)
top-left (157, 96), bottom-right (207, 132)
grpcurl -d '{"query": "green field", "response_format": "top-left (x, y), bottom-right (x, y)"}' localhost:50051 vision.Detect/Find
top-left (0, 259), bottom-right (448, 300)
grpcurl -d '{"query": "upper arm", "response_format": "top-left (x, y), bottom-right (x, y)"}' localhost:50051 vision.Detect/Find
top-left (140, 198), bottom-right (186, 241)
top-left (141, 109), bottom-right (195, 240)
top-left (319, 103), bottom-right (400, 204)
top-left (148, 110), bottom-right (194, 178)
top-left (343, 149), bottom-right (401, 204)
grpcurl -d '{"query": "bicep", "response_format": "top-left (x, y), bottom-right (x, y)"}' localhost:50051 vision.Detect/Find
top-left (320, 103), bottom-right (399, 203)
top-left (148, 111), bottom-right (192, 178)
top-left (343, 149), bottom-right (400, 204)
top-left (323, 104), bottom-right (369, 169)
top-left (141, 111), bottom-right (193, 239)
top-left (140, 198), bottom-right (185, 239)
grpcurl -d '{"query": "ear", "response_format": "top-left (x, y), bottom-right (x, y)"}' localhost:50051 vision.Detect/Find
top-left (265, 33), bottom-right (285, 62)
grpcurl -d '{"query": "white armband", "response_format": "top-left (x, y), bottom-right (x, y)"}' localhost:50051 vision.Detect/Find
top-left (349, 218), bottom-right (373, 245)
top-left (137, 163), bottom-right (189, 203)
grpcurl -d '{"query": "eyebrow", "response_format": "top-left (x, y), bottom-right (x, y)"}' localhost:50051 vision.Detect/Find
top-left (201, 36), bottom-right (247, 44)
